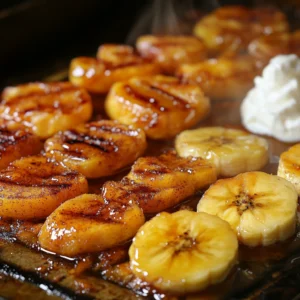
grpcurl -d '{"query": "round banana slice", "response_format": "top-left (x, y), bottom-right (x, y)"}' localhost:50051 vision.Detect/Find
top-left (39, 194), bottom-right (145, 256)
top-left (69, 44), bottom-right (160, 94)
top-left (0, 155), bottom-right (88, 220)
top-left (278, 143), bottom-right (300, 195)
top-left (105, 75), bottom-right (210, 139)
top-left (129, 210), bottom-right (238, 294)
top-left (45, 120), bottom-right (147, 178)
top-left (0, 82), bottom-right (92, 139)
top-left (175, 127), bottom-right (269, 177)
top-left (197, 171), bottom-right (298, 247)
top-left (136, 35), bottom-right (207, 74)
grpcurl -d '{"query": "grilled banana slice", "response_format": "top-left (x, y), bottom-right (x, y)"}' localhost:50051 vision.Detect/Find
top-left (44, 120), bottom-right (147, 178)
top-left (177, 56), bottom-right (258, 100)
top-left (197, 171), bottom-right (298, 247)
top-left (69, 44), bottom-right (160, 94)
top-left (38, 194), bottom-right (145, 256)
top-left (278, 143), bottom-right (300, 195)
top-left (103, 151), bottom-right (217, 214)
top-left (0, 128), bottom-right (42, 170)
top-left (129, 210), bottom-right (238, 294)
top-left (175, 127), bottom-right (269, 177)
top-left (136, 35), bottom-right (207, 74)
top-left (0, 82), bottom-right (92, 139)
top-left (0, 155), bottom-right (88, 220)
top-left (105, 75), bottom-right (210, 139)
top-left (193, 6), bottom-right (288, 56)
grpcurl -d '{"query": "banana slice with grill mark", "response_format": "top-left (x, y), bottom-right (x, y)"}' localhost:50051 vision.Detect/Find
top-left (0, 155), bottom-right (88, 220)
top-left (69, 44), bottom-right (160, 94)
top-left (278, 143), bottom-right (300, 195)
top-left (197, 171), bottom-right (298, 247)
top-left (175, 127), bottom-right (269, 177)
top-left (0, 82), bottom-right (92, 139)
top-left (38, 193), bottom-right (145, 256)
top-left (105, 75), bottom-right (210, 139)
top-left (129, 210), bottom-right (238, 294)
top-left (136, 35), bottom-right (207, 74)
top-left (45, 120), bottom-right (147, 178)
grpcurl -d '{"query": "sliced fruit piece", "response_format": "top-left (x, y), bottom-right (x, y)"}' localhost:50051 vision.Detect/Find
top-left (197, 171), bottom-right (298, 247)
top-left (175, 127), bottom-right (269, 177)
top-left (0, 155), bottom-right (88, 220)
top-left (45, 120), bottom-right (147, 178)
top-left (129, 210), bottom-right (238, 294)
top-left (39, 194), bottom-right (145, 256)
top-left (278, 143), bottom-right (300, 195)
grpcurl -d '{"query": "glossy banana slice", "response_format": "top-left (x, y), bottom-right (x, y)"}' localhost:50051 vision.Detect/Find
top-left (193, 6), bottom-right (289, 56)
top-left (278, 143), bottom-right (300, 195)
top-left (103, 151), bottom-right (217, 214)
top-left (197, 171), bottom-right (298, 247)
top-left (129, 210), bottom-right (238, 294)
top-left (0, 128), bottom-right (42, 170)
top-left (38, 194), bottom-right (145, 256)
top-left (69, 44), bottom-right (160, 94)
top-left (0, 155), bottom-right (88, 220)
top-left (175, 127), bottom-right (269, 177)
top-left (177, 56), bottom-right (258, 100)
top-left (45, 120), bottom-right (147, 178)
top-left (136, 35), bottom-right (207, 74)
top-left (105, 75), bottom-right (210, 139)
top-left (0, 82), bottom-right (92, 139)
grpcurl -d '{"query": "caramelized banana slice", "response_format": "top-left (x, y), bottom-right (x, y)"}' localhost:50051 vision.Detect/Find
top-left (194, 6), bottom-right (288, 56)
top-left (105, 75), bottom-right (210, 139)
top-left (0, 82), bottom-right (92, 139)
top-left (69, 44), bottom-right (160, 94)
top-left (38, 194), bottom-right (145, 256)
top-left (45, 120), bottom-right (147, 178)
top-left (136, 35), bottom-right (207, 74)
top-left (0, 128), bottom-right (42, 170)
top-left (0, 155), bottom-right (88, 220)
top-left (103, 151), bottom-right (217, 213)
top-left (177, 57), bottom-right (258, 100)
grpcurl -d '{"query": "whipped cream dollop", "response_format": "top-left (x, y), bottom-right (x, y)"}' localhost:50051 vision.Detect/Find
top-left (241, 54), bottom-right (300, 142)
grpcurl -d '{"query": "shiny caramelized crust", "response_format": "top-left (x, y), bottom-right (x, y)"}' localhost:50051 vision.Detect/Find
top-left (0, 82), bottom-right (92, 139)
top-left (105, 75), bottom-right (210, 139)
top-left (44, 120), bottom-right (147, 178)
top-left (103, 151), bottom-right (217, 213)
top-left (38, 194), bottom-right (145, 256)
top-left (248, 30), bottom-right (300, 66)
top-left (177, 56), bottom-right (259, 100)
top-left (0, 128), bottom-right (43, 170)
top-left (136, 35), bottom-right (207, 74)
top-left (69, 44), bottom-right (160, 94)
top-left (194, 6), bottom-right (289, 56)
top-left (0, 155), bottom-right (88, 220)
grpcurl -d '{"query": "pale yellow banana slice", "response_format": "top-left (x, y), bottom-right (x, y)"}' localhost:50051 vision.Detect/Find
top-left (39, 194), bottom-right (145, 256)
top-left (175, 127), bottom-right (269, 177)
top-left (129, 210), bottom-right (238, 294)
top-left (278, 143), bottom-right (300, 195)
top-left (197, 171), bottom-right (298, 247)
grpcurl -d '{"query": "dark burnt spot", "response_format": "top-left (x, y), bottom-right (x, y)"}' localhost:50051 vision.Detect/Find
top-left (0, 129), bottom-right (31, 152)
top-left (88, 122), bottom-right (138, 137)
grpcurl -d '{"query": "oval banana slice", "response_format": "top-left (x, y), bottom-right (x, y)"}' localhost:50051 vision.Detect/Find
top-left (175, 127), bottom-right (269, 177)
top-left (0, 82), bottom-right (92, 139)
top-left (105, 75), bottom-right (210, 139)
top-left (197, 171), bottom-right (298, 247)
top-left (129, 210), bottom-right (238, 294)
top-left (39, 194), bottom-right (145, 256)
top-left (278, 143), bottom-right (300, 195)
top-left (45, 120), bottom-right (147, 178)
top-left (69, 44), bottom-right (160, 94)
top-left (0, 128), bottom-right (42, 170)
top-left (0, 155), bottom-right (88, 220)
top-left (136, 35), bottom-right (207, 74)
